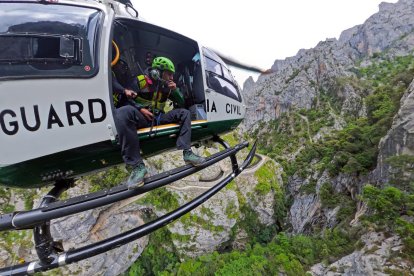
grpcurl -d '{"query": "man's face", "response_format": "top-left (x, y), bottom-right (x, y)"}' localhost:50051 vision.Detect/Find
top-left (162, 70), bottom-right (174, 81)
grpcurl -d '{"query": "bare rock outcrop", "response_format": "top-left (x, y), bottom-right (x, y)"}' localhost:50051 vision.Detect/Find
top-left (242, 0), bottom-right (414, 132)
top-left (311, 232), bottom-right (412, 275)
top-left (373, 79), bottom-right (414, 184)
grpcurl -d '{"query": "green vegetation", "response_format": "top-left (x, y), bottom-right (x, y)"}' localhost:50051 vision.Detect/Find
top-left (152, 229), bottom-right (360, 275)
top-left (207, 54), bottom-right (414, 274)
top-left (276, 55), bottom-right (414, 178)
top-left (386, 155), bottom-right (414, 192)
top-left (222, 132), bottom-right (240, 147)
top-left (179, 212), bottom-right (225, 233)
top-left (0, 230), bottom-right (33, 260)
top-left (286, 69), bottom-right (301, 84)
top-left (237, 204), bottom-right (277, 245)
top-left (0, 187), bottom-right (38, 263)
top-left (127, 227), bottom-right (180, 275)
top-left (319, 182), bottom-right (356, 222)
top-left (85, 165), bottom-right (129, 192)
top-left (299, 179), bottom-right (317, 195)
top-left (138, 187), bottom-right (180, 212)
top-left (254, 161), bottom-right (279, 196)
top-left (3, 52), bottom-right (413, 276)
top-left (0, 188), bottom-right (12, 214)
top-left (225, 200), bottom-right (239, 220)
top-left (361, 184), bottom-right (414, 259)
top-left (253, 92), bottom-right (335, 164)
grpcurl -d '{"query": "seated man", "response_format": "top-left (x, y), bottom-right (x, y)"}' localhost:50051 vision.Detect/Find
top-left (114, 56), bottom-right (205, 190)
top-left (112, 59), bottom-right (137, 107)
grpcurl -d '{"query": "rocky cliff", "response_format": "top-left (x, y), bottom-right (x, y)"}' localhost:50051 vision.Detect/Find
top-left (240, 0), bottom-right (414, 274)
top-left (373, 80), bottom-right (414, 184)
top-left (242, 0), bottom-right (414, 131)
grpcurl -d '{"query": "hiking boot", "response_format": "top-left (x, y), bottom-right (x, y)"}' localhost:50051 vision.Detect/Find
top-left (183, 150), bottom-right (206, 166)
top-left (126, 163), bottom-right (148, 190)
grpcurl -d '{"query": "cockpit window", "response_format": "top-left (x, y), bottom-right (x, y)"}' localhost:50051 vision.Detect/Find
top-left (222, 67), bottom-right (233, 82)
top-left (205, 57), bottom-right (222, 75)
top-left (202, 47), bottom-right (241, 102)
top-left (0, 3), bottom-right (102, 79)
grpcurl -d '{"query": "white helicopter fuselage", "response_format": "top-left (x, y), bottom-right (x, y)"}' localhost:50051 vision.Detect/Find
top-left (0, 0), bottom-right (246, 187)
top-left (0, 62), bottom-right (116, 165)
top-left (0, 0), bottom-right (115, 166)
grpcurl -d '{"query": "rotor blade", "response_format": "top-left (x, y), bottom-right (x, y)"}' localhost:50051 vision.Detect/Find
top-left (212, 49), bottom-right (272, 74)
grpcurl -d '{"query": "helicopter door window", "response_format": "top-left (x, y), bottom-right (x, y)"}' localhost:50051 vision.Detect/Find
top-left (0, 35), bottom-right (81, 61)
top-left (60, 36), bottom-right (76, 58)
top-left (206, 72), bottom-right (241, 102)
top-left (222, 67), bottom-right (234, 83)
top-left (0, 3), bottom-right (102, 80)
top-left (205, 57), bottom-right (222, 75)
top-left (205, 57), bottom-right (242, 102)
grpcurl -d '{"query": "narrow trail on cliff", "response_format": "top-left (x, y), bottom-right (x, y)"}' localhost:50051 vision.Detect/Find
top-left (168, 154), bottom-right (268, 191)
top-left (91, 193), bottom-right (146, 237)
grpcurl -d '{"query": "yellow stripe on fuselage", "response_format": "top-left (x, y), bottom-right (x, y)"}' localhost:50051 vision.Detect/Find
top-left (137, 120), bottom-right (207, 134)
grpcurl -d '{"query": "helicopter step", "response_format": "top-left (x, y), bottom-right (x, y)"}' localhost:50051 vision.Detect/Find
top-left (0, 141), bottom-right (249, 231)
top-left (0, 141), bottom-right (256, 276)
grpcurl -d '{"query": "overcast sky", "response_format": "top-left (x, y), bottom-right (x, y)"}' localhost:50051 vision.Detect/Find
top-left (133, 0), bottom-right (398, 84)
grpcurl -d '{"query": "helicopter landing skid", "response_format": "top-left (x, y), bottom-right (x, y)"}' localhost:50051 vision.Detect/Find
top-left (0, 140), bottom-right (256, 276)
top-left (33, 180), bottom-right (72, 265)
top-left (0, 142), bottom-right (250, 233)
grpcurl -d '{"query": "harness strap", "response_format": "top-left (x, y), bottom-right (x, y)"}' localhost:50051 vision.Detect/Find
top-left (148, 112), bottom-right (162, 138)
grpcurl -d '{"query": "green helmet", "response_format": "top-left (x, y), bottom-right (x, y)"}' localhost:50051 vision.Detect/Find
top-left (152, 56), bottom-right (175, 73)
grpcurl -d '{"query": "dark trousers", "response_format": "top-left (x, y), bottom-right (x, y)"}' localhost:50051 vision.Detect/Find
top-left (114, 105), bottom-right (192, 167)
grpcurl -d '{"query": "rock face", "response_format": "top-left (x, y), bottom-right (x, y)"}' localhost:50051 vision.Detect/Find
top-left (242, 0), bottom-right (414, 131)
top-left (373, 80), bottom-right (414, 184)
top-left (241, 0), bottom-right (414, 272)
top-left (241, 0), bottom-right (414, 232)
top-left (289, 193), bottom-right (320, 234)
top-left (50, 181), bottom-right (149, 276)
top-left (0, 146), bottom-right (281, 275)
top-left (311, 232), bottom-right (412, 276)
top-left (146, 149), bottom-right (278, 259)
top-left (167, 187), bottom-right (239, 258)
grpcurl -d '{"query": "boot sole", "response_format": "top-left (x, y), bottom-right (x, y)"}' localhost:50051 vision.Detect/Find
top-left (127, 173), bottom-right (148, 190)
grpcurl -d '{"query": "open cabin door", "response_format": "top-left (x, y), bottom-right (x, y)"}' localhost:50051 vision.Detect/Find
top-left (110, 18), bottom-right (208, 123)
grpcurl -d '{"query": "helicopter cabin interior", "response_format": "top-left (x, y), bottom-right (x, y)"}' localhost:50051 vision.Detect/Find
top-left (112, 19), bottom-right (208, 123)
top-left (111, 18), bottom-right (243, 124)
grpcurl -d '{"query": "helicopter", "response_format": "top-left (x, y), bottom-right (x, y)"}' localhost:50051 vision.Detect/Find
top-left (0, 0), bottom-right (263, 274)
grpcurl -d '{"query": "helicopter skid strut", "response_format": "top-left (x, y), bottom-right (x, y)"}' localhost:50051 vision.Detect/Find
top-left (0, 140), bottom-right (256, 276)
top-left (34, 180), bottom-right (72, 265)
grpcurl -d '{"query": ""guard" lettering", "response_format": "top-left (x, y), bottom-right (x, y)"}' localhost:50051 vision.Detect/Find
top-left (0, 99), bottom-right (107, 136)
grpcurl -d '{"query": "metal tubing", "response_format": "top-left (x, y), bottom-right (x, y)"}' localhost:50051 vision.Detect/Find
top-left (213, 136), bottom-right (239, 172)
top-left (0, 141), bottom-right (256, 276)
top-left (34, 180), bottom-right (71, 265)
top-left (0, 142), bottom-right (248, 231)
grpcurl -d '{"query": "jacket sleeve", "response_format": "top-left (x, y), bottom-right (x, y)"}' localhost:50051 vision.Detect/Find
top-left (126, 99), bottom-right (143, 110)
top-left (112, 72), bottom-right (125, 94)
top-left (169, 88), bottom-right (185, 108)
